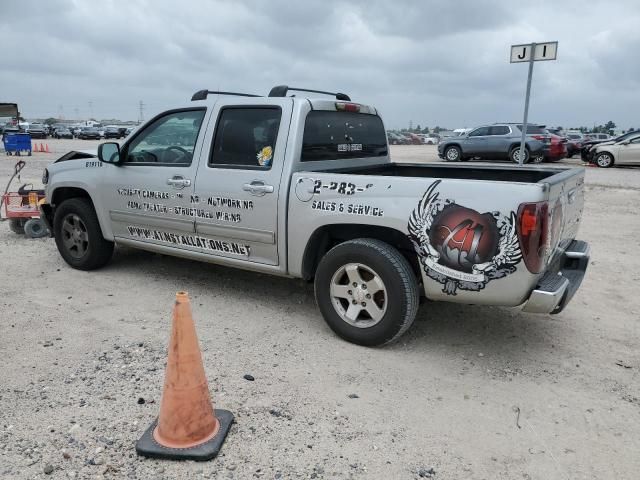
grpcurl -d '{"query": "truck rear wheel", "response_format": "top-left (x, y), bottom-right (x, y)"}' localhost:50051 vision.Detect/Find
top-left (314, 238), bottom-right (419, 346)
top-left (53, 198), bottom-right (114, 270)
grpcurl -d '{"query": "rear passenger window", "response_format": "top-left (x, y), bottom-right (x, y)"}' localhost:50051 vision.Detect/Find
top-left (489, 126), bottom-right (509, 135)
top-left (209, 107), bottom-right (281, 169)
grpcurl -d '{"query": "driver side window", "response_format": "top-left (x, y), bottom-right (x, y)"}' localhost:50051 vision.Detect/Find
top-left (125, 109), bottom-right (206, 165)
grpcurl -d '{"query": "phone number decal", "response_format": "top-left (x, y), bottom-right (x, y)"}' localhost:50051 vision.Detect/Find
top-left (312, 180), bottom-right (373, 196)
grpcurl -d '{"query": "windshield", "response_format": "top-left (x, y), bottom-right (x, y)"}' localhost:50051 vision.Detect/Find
top-left (613, 130), bottom-right (637, 142)
top-left (301, 111), bottom-right (388, 162)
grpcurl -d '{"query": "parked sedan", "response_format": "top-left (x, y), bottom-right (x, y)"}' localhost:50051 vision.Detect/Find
top-left (77, 127), bottom-right (101, 140)
top-left (545, 132), bottom-right (568, 162)
top-left (581, 130), bottom-right (638, 162)
top-left (591, 132), bottom-right (640, 167)
top-left (387, 132), bottom-right (410, 145)
top-left (565, 133), bottom-right (585, 157)
top-left (54, 128), bottom-right (73, 139)
top-left (104, 127), bottom-right (123, 139)
top-left (27, 125), bottom-right (48, 139)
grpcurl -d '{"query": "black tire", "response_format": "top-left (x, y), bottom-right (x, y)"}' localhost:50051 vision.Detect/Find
top-left (314, 238), bottom-right (419, 346)
top-left (24, 218), bottom-right (49, 238)
top-left (509, 146), bottom-right (529, 163)
top-left (531, 153), bottom-right (545, 164)
top-left (53, 197), bottom-right (114, 270)
top-left (9, 218), bottom-right (26, 234)
top-left (444, 145), bottom-right (462, 162)
top-left (595, 152), bottom-right (614, 168)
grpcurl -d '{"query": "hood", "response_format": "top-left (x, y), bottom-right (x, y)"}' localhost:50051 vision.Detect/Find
top-left (53, 149), bottom-right (97, 163)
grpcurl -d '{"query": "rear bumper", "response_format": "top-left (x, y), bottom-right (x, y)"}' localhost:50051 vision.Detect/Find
top-left (522, 240), bottom-right (590, 314)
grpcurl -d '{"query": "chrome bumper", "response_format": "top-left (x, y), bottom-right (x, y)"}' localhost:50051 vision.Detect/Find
top-left (522, 240), bottom-right (590, 314)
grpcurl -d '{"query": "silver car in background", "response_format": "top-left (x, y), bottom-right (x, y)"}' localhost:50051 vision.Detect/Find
top-left (437, 123), bottom-right (548, 163)
top-left (592, 132), bottom-right (640, 167)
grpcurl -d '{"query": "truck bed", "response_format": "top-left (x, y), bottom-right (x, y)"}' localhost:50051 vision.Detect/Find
top-left (313, 162), bottom-right (572, 184)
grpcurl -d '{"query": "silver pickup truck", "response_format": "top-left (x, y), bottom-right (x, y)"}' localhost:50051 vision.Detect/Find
top-left (40, 86), bottom-right (590, 346)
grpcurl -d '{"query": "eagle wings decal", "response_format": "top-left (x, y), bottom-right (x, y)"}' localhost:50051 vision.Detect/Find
top-left (408, 180), bottom-right (522, 295)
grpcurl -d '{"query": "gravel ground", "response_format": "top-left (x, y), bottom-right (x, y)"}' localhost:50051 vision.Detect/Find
top-left (0, 140), bottom-right (639, 479)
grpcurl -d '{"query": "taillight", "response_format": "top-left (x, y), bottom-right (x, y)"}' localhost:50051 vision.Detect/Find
top-left (517, 201), bottom-right (550, 273)
top-left (335, 102), bottom-right (360, 113)
top-left (532, 134), bottom-right (550, 144)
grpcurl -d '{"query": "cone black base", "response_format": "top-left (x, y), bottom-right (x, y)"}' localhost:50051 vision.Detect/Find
top-left (135, 410), bottom-right (234, 461)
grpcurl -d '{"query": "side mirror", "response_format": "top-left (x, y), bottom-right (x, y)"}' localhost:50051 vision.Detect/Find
top-left (98, 142), bottom-right (121, 164)
top-left (621, 140), bottom-right (630, 145)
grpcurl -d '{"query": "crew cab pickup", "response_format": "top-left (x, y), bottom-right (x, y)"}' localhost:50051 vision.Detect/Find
top-left (40, 86), bottom-right (590, 346)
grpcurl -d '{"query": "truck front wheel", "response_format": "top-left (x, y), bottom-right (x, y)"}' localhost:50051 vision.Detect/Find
top-left (53, 198), bottom-right (114, 270)
top-left (314, 238), bottom-right (419, 346)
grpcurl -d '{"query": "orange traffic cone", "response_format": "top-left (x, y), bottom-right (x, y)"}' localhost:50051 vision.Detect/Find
top-left (45, 144), bottom-right (50, 153)
top-left (32, 143), bottom-right (37, 153)
top-left (39, 143), bottom-right (44, 153)
top-left (135, 292), bottom-right (233, 461)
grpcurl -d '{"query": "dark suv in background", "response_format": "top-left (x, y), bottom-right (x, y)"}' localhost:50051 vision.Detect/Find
top-left (437, 123), bottom-right (547, 163)
top-left (104, 127), bottom-right (123, 139)
top-left (77, 127), bottom-right (101, 140)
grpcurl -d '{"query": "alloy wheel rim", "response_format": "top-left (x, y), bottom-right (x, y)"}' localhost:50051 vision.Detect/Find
top-left (329, 263), bottom-right (388, 328)
top-left (597, 154), bottom-right (610, 167)
top-left (513, 149), bottom-right (528, 162)
top-left (61, 214), bottom-right (89, 259)
top-left (446, 149), bottom-right (459, 160)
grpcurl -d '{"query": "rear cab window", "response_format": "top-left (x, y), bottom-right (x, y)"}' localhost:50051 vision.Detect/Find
top-left (301, 111), bottom-right (387, 162)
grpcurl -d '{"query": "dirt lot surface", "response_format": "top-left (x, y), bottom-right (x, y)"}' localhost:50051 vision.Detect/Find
top-left (1, 140), bottom-right (639, 479)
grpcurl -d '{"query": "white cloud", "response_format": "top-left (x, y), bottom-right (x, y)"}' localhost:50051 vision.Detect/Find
top-left (1, 0), bottom-right (638, 129)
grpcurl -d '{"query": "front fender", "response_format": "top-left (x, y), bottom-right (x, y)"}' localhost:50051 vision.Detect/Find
top-left (49, 181), bottom-right (114, 241)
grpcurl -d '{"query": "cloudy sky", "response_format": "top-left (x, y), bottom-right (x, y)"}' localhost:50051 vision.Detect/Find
top-left (1, 0), bottom-right (639, 129)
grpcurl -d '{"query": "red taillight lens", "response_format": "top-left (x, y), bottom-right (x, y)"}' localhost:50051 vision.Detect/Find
top-left (335, 102), bottom-right (360, 113)
top-left (517, 201), bottom-right (549, 273)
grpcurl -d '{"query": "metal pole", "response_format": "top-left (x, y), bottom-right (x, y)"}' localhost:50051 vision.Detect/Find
top-left (519, 42), bottom-right (535, 165)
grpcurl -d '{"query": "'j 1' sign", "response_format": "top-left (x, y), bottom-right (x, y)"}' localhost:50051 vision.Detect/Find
top-left (510, 42), bottom-right (558, 63)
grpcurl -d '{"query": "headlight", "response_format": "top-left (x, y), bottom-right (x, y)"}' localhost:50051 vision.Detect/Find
top-left (42, 168), bottom-right (49, 185)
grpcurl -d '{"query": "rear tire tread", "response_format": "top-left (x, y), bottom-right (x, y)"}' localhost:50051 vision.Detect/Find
top-left (315, 238), bottom-right (419, 346)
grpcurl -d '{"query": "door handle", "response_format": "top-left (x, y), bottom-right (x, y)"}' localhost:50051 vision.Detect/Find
top-left (243, 181), bottom-right (274, 196)
top-left (167, 176), bottom-right (191, 189)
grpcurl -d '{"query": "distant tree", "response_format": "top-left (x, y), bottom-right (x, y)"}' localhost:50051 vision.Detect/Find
top-left (433, 126), bottom-right (442, 134)
top-left (44, 117), bottom-right (57, 126)
top-left (421, 126), bottom-right (430, 134)
top-left (415, 124), bottom-right (421, 133)
top-left (604, 120), bottom-right (616, 134)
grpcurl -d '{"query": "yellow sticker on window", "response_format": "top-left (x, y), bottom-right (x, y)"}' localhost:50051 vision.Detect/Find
top-left (257, 146), bottom-right (273, 166)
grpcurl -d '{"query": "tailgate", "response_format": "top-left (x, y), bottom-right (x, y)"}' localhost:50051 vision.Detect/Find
top-left (544, 168), bottom-right (585, 266)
